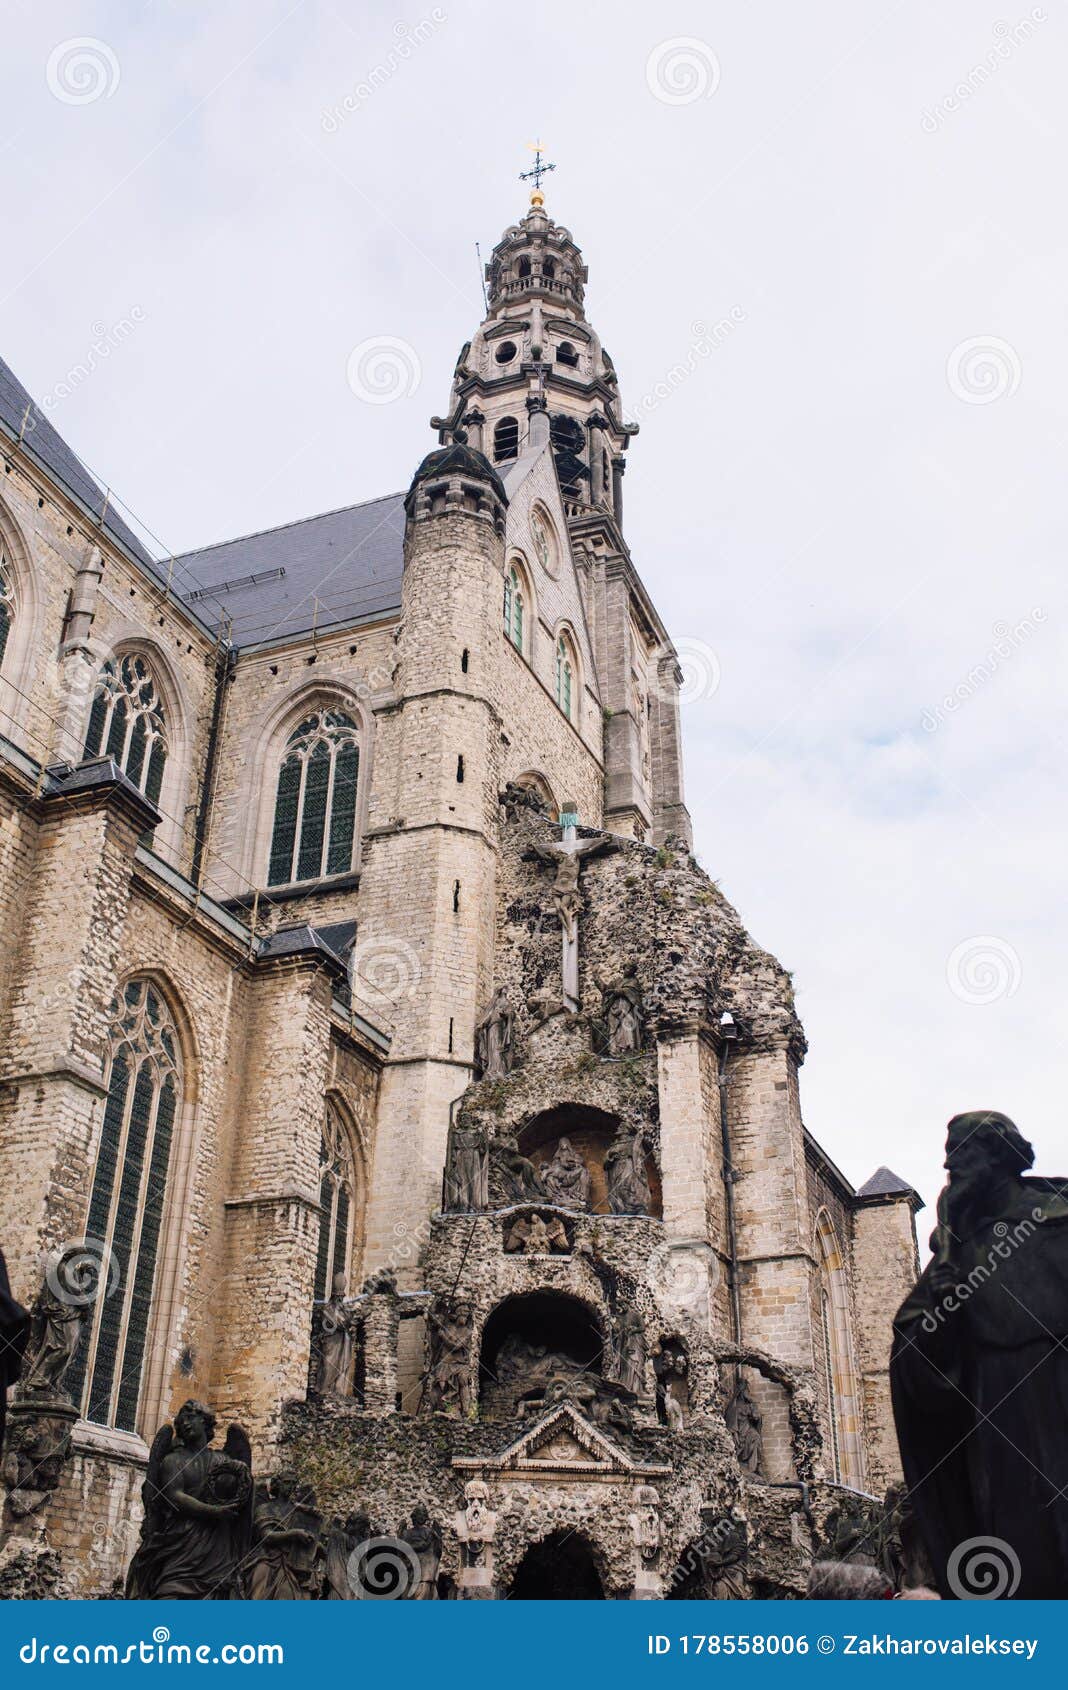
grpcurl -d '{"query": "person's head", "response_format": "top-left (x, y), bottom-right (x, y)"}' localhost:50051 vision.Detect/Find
top-left (944, 1112), bottom-right (1034, 1181)
top-left (175, 1400), bottom-right (215, 1446)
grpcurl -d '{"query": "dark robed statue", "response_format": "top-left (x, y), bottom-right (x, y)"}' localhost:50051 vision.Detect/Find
top-left (0, 1249), bottom-right (29, 1450)
top-left (126, 1400), bottom-right (253, 1599)
top-left (891, 1111), bottom-right (1068, 1599)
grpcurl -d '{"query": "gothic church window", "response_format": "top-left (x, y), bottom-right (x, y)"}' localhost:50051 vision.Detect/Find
top-left (503, 565), bottom-right (524, 651)
top-left (68, 980), bottom-right (182, 1433)
top-left (493, 417), bottom-right (519, 462)
top-left (268, 709), bottom-right (360, 887)
top-left (556, 634), bottom-right (575, 720)
top-left (82, 653), bottom-right (166, 804)
top-left (314, 1102), bottom-right (358, 1299)
top-left (0, 554), bottom-right (13, 670)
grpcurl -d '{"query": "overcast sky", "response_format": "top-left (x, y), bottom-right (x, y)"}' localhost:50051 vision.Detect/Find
top-left (3, 1), bottom-right (1065, 1223)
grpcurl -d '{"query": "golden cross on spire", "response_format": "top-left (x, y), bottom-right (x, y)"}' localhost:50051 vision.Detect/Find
top-left (519, 141), bottom-right (555, 206)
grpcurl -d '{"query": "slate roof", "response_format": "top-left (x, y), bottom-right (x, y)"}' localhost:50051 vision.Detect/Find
top-left (855, 1165), bottom-right (921, 1202)
top-left (0, 351), bottom-right (407, 650)
top-left (173, 494), bottom-right (406, 647)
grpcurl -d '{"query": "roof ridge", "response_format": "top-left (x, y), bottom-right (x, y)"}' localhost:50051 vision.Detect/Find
top-left (175, 490), bottom-right (406, 560)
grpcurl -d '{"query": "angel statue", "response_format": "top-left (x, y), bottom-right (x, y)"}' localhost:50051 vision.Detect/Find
top-left (125, 1400), bottom-right (253, 1599)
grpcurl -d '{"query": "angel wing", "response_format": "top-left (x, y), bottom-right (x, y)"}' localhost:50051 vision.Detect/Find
top-left (222, 1424), bottom-right (255, 1560)
top-left (140, 1422), bottom-right (174, 1525)
top-left (223, 1423), bottom-right (252, 1468)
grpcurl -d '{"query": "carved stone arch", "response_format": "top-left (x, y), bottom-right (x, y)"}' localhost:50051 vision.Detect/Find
top-left (81, 634), bottom-right (193, 862)
top-left (506, 1526), bottom-right (608, 1600)
top-left (510, 769), bottom-right (558, 820)
top-left (477, 1288), bottom-right (609, 1419)
top-left (813, 1207), bottom-right (865, 1488)
top-left (245, 679), bottom-right (374, 889)
top-left (0, 492), bottom-right (44, 743)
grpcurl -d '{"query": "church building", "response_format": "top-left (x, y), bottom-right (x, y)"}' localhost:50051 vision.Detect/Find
top-left (0, 182), bottom-right (921, 1598)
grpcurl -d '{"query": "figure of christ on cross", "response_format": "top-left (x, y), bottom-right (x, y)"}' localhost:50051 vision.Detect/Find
top-left (526, 822), bottom-right (617, 1012)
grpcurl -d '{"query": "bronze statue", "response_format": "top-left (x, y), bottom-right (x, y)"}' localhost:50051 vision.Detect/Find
top-left (604, 1123), bottom-right (652, 1215)
top-left (245, 1473), bottom-right (322, 1599)
top-left (541, 1137), bottom-right (590, 1209)
top-left (323, 1511), bottom-right (372, 1599)
top-left (401, 1505), bottom-right (442, 1598)
top-left (891, 1110), bottom-right (1068, 1599)
top-left (125, 1401), bottom-right (253, 1599)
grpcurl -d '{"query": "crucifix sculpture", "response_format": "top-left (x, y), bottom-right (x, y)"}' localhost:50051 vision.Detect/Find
top-left (520, 142), bottom-right (556, 204)
top-left (526, 817), bottom-right (617, 1012)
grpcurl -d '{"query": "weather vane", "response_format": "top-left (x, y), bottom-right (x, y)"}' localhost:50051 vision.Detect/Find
top-left (520, 141), bottom-right (555, 204)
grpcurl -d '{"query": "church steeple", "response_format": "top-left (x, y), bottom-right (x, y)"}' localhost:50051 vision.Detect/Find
top-left (431, 168), bottom-right (636, 524)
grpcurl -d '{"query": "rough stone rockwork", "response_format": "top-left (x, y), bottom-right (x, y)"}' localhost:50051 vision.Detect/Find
top-left (0, 190), bottom-right (920, 1598)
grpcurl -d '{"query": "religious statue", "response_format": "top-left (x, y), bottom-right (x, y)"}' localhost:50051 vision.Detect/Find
top-left (401, 1505), bottom-right (443, 1599)
top-left (323, 1512), bottom-right (371, 1599)
top-left (1, 1414), bottom-right (73, 1518)
top-left (126, 1401), bottom-right (253, 1599)
top-left (475, 988), bottom-right (514, 1082)
top-left (444, 1117), bottom-right (489, 1212)
top-left (18, 1248), bottom-right (101, 1401)
top-left (873, 1483), bottom-right (936, 1595)
top-left (541, 1137), bottom-right (591, 1209)
top-left (0, 1248), bottom-right (29, 1450)
top-left (488, 1133), bottom-right (548, 1206)
top-left (891, 1110), bottom-right (1068, 1599)
top-left (612, 1305), bottom-right (647, 1397)
top-left (424, 1300), bottom-right (475, 1418)
top-left (630, 1485), bottom-right (662, 1565)
top-left (699, 1512), bottom-right (749, 1600)
top-left (503, 1212), bottom-right (569, 1254)
top-left (818, 1497), bottom-right (879, 1567)
top-left (653, 1337), bottom-right (690, 1431)
top-left (604, 1123), bottom-right (652, 1216)
top-left (456, 1480), bottom-right (496, 1570)
top-left (526, 832), bottom-right (616, 943)
top-left (601, 975), bottom-right (643, 1056)
top-left (724, 1375), bottom-right (763, 1477)
top-left (499, 781), bottom-right (546, 823)
top-left (315, 1274), bottom-right (355, 1397)
top-left (245, 1473), bottom-right (322, 1599)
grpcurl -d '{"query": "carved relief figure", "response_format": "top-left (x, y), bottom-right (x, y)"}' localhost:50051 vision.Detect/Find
top-left (489, 1133), bottom-right (548, 1206)
top-left (541, 1137), bottom-right (590, 1209)
top-left (631, 1484), bottom-right (662, 1565)
top-left (613, 1305), bottom-right (647, 1397)
top-left (316, 1274), bottom-right (355, 1397)
top-left (503, 1212), bottom-right (569, 1254)
top-left (653, 1338), bottom-right (690, 1431)
top-left (475, 988), bottom-right (514, 1081)
top-left (602, 976), bottom-right (643, 1056)
top-left (456, 1479), bottom-right (497, 1568)
top-left (126, 1402), bottom-right (253, 1600)
top-left (604, 1124), bottom-right (652, 1216)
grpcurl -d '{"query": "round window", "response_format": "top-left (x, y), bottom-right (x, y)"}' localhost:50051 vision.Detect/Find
top-left (495, 340), bottom-right (518, 365)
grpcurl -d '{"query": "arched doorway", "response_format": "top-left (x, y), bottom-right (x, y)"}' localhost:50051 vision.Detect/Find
top-left (479, 1290), bottom-right (605, 1420)
top-left (509, 1532), bottom-right (604, 1600)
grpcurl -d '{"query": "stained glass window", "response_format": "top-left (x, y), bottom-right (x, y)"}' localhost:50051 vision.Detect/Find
top-left (267, 710), bottom-right (360, 887)
top-left (68, 980), bottom-right (182, 1432)
top-left (82, 654), bottom-right (166, 805)
top-left (503, 567), bottom-right (524, 650)
top-left (0, 554), bottom-right (12, 670)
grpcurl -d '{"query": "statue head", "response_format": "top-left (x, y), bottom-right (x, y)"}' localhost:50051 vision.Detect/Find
top-left (174, 1399), bottom-right (215, 1447)
top-left (272, 1471), bottom-right (296, 1500)
top-left (330, 1271), bottom-right (347, 1299)
top-left (411, 1503), bottom-right (429, 1526)
top-left (944, 1111), bottom-right (1034, 1182)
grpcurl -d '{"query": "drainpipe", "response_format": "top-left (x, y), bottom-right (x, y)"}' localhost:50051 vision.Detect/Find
top-left (191, 644), bottom-right (236, 886)
top-left (717, 1011), bottom-right (743, 1347)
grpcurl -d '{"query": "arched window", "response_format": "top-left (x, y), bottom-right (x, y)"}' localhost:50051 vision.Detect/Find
top-left (555, 634), bottom-right (575, 720)
top-left (267, 709), bottom-right (360, 887)
top-left (69, 980), bottom-right (183, 1432)
top-left (517, 256), bottom-right (531, 279)
top-left (0, 553), bottom-right (13, 670)
top-left (815, 1212), bottom-right (864, 1488)
top-left (493, 416), bottom-right (519, 462)
top-left (83, 653), bottom-right (166, 804)
top-left (543, 258), bottom-right (556, 281)
top-left (503, 564), bottom-right (525, 650)
top-left (556, 340), bottom-right (578, 368)
top-left (314, 1102), bottom-right (358, 1299)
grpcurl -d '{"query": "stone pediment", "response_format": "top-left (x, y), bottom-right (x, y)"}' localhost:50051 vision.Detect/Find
top-left (453, 1403), bottom-right (670, 1480)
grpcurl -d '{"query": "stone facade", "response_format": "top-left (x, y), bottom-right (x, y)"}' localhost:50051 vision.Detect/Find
top-left (0, 197), bottom-right (919, 1599)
